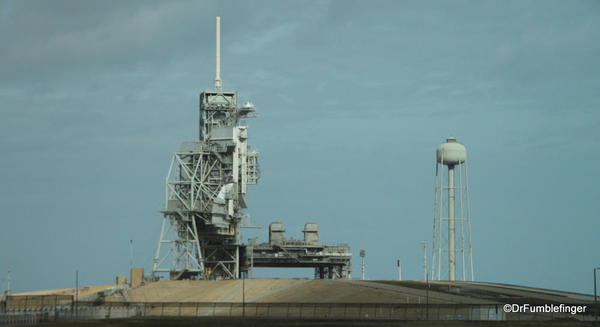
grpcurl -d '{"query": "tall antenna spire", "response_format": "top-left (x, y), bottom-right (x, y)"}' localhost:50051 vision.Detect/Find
top-left (214, 16), bottom-right (222, 90)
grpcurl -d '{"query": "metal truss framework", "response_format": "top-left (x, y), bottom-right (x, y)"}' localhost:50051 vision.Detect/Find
top-left (431, 159), bottom-right (474, 281)
top-left (246, 243), bottom-right (352, 280)
top-left (151, 17), bottom-right (348, 281)
top-left (153, 89), bottom-right (259, 280)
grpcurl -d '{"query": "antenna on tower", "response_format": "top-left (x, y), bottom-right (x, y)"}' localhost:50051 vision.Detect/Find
top-left (214, 16), bottom-right (222, 90)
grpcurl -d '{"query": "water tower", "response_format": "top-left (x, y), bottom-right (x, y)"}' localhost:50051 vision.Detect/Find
top-left (431, 137), bottom-right (474, 281)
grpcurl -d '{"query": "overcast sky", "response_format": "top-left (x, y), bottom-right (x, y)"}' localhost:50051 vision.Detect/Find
top-left (1, 0), bottom-right (599, 294)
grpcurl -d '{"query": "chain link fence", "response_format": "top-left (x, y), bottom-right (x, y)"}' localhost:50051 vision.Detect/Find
top-left (1, 301), bottom-right (598, 325)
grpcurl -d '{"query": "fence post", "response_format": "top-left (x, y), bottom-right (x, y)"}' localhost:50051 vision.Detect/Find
top-left (343, 303), bottom-right (347, 319)
top-left (313, 303), bottom-right (317, 318)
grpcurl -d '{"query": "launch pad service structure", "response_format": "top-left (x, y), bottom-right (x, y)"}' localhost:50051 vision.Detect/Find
top-left (152, 17), bottom-right (351, 281)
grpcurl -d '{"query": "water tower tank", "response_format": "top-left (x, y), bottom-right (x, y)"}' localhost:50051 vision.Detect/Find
top-left (436, 137), bottom-right (467, 166)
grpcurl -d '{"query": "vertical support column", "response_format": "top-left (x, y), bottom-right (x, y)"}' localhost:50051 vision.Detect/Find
top-left (448, 165), bottom-right (456, 281)
top-left (361, 257), bottom-right (365, 280)
top-left (191, 217), bottom-right (205, 273)
top-left (235, 246), bottom-right (239, 278)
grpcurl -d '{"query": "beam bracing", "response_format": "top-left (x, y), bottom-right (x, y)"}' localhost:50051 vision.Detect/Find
top-left (153, 17), bottom-right (259, 280)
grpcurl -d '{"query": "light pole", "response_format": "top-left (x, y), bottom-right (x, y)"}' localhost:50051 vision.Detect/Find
top-left (594, 267), bottom-right (600, 320)
top-left (129, 240), bottom-right (134, 271)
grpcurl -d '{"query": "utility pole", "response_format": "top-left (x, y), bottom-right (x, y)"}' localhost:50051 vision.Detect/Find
top-left (129, 239), bottom-right (134, 271)
top-left (594, 267), bottom-right (599, 321)
top-left (426, 262), bottom-right (430, 320)
top-left (421, 241), bottom-right (430, 319)
top-left (5, 269), bottom-right (11, 295)
top-left (421, 242), bottom-right (428, 281)
top-left (75, 270), bottom-right (79, 320)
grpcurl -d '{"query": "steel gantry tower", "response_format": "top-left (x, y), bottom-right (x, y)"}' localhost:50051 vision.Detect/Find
top-left (153, 17), bottom-right (260, 280)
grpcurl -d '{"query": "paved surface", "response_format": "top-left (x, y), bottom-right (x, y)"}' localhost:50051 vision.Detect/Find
top-left (9, 279), bottom-right (595, 305)
top-left (12, 284), bottom-right (114, 298)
